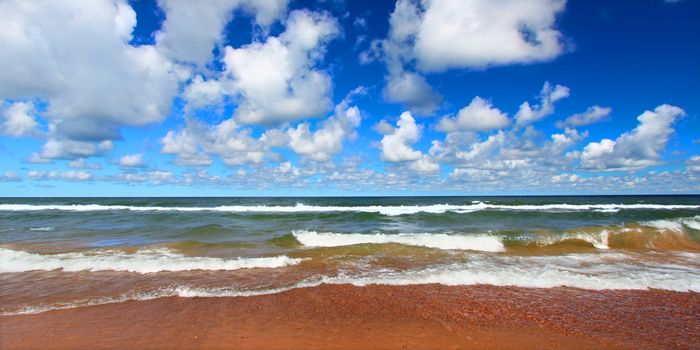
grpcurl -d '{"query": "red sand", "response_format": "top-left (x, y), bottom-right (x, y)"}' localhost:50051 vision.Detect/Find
top-left (1, 284), bottom-right (698, 349)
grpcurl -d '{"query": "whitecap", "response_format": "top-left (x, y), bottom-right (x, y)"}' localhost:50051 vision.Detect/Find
top-left (0, 247), bottom-right (303, 274)
top-left (292, 230), bottom-right (505, 252)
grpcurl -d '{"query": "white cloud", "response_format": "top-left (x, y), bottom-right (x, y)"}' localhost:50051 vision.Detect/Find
top-left (437, 96), bottom-right (510, 132)
top-left (68, 159), bottom-right (103, 170)
top-left (183, 75), bottom-right (226, 111)
top-left (28, 170), bottom-right (93, 182)
top-left (515, 82), bottom-right (570, 125)
top-left (0, 171), bottom-right (21, 182)
top-left (221, 10), bottom-right (339, 124)
top-left (378, 1), bottom-right (441, 114)
top-left (551, 173), bottom-right (581, 183)
top-left (557, 105), bottom-right (611, 128)
top-left (411, 0), bottom-right (567, 72)
top-left (0, 0), bottom-right (188, 162)
top-left (384, 71), bottom-right (441, 115)
top-left (161, 125), bottom-right (213, 166)
top-left (687, 156), bottom-right (700, 174)
top-left (119, 154), bottom-right (145, 168)
top-left (580, 104), bottom-right (685, 171)
top-left (380, 111), bottom-right (423, 162)
top-left (161, 118), bottom-right (276, 167)
top-left (373, 120), bottom-right (396, 135)
top-left (0, 0), bottom-right (184, 130)
top-left (409, 156), bottom-right (440, 173)
top-left (156, 0), bottom-right (288, 66)
top-left (109, 170), bottom-right (176, 184)
top-left (453, 131), bottom-right (506, 164)
top-left (1, 101), bottom-right (38, 137)
top-left (33, 140), bottom-right (114, 161)
top-left (373, 0), bottom-right (566, 114)
top-left (287, 96), bottom-right (362, 162)
top-left (377, 111), bottom-right (439, 173)
top-left (430, 119), bottom-right (586, 183)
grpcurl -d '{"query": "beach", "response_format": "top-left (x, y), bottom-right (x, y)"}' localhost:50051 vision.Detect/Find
top-left (2, 284), bottom-right (698, 349)
top-left (1, 196), bottom-right (699, 349)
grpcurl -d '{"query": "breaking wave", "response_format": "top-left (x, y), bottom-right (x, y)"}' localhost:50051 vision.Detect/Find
top-left (0, 248), bottom-right (303, 274)
top-left (4, 252), bottom-right (698, 316)
top-left (290, 216), bottom-right (700, 252)
top-left (292, 230), bottom-right (506, 252)
top-left (1, 202), bottom-right (699, 216)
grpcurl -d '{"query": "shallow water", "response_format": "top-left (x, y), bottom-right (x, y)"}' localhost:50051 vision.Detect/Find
top-left (1, 195), bottom-right (699, 315)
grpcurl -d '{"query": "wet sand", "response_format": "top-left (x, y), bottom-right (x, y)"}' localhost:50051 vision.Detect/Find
top-left (1, 284), bottom-right (698, 350)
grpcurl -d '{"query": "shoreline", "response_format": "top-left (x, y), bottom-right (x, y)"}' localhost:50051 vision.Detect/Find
top-left (1, 284), bottom-right (698, 350)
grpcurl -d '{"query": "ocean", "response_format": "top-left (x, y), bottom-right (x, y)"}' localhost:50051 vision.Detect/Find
top-left (1, 195), bottom-right (699, 316)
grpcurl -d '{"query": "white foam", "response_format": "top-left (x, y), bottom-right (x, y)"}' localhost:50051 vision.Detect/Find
top-left (1, 202), bottom-right (698, 215)
top-left (5, 252), bottom-right (698, 316)
top-left (642, 215), bottom-right (700, 232)
top-left (316, 260), bottom-right (699, 292)
top-left (0, 248), bottom-right (303, 274)
top-left (683, 216), bottom-right (700, 231)
top-left (292, 230), bottom-right (505, 252)
top-left (0, 285), bottom-right (302, 316)
top-left (534, 230), bottom-right (611, 249)
top-left (643, 219), bottom-right (685, 232)
top-left (29, 227), bottom-right (54, 231)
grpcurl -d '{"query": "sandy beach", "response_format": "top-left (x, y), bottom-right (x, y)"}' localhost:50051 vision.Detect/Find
top-left (2, 284), bottom-right (698, 350)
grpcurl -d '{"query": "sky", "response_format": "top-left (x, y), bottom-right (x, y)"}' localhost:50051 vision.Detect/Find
top-left (0, 0), bottom-right (698, 196)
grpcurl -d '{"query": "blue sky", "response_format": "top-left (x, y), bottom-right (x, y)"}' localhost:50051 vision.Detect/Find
top-left (0, 0), bottom-right (698, 196)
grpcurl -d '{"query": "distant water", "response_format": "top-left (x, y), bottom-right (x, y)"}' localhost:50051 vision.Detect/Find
top-left (1, 196), bottom-right (699, 315)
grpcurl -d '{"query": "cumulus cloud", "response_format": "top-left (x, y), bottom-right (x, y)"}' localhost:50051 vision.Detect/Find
top-left (437, 97), bottom-right (510, 132)
top-left (0, 171), bottom-right (21, 182)
top-left (372, 0), bottom-right (567, 114)
top-left (119, 154), bottom-right (145, 168)
top-left (580, 104), bottom-right (685, 171)
top-left (0, 0), bottom-right (184, 129)
top-left (377, 1), bottom-right (441, 114)
top-left (218, 10), bottom-right (340, 124)
top-left (68, 159), bottom-right (103, 170)
top-left (1, 101), bottom-right (38, 137)
top-left (287, 95), bottom-right (362, 162)
top-left (378, 111), bottom-right (438, 173)
top-left (28, 170), bottom-right (93, 182)
top-left (162, 9), bottom-right (345, 167)
top-left (0, 0), bottom-right (188, 160)
top-left (429, 83), bottom-right (584, 179)
top-left (515, 82), bottom-right (570, 125)
top-left (409, 156), bottom-right (440, 173)
top-left (373, 120), bottom-right (396, 135)
top-left (0, 0), bottom-right (293, 161)
top-left (161, 118), bottom-right (278, 167)
top-left (687, 156), bottom-right (700, 173)
top-left (384, 71), bottom-right (441, 115)
top-left (31, 140), bottom-right (114, 162)
top-left (551, 173), bottom-right (581, 183)
top-left (557, 105), bottom-right (611, 128)
top-left (380, 112), bottom-right (423, 162)
top-left (411, 0), bottom-right (567, 71)
top-left (156, 0), bottom-right (288, 66)
top-left (183, 75), bottom-right (226, 111)
top-left (108, 170), bottom-right (176, 185)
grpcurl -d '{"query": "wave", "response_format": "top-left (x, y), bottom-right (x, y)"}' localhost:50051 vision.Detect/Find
top-left (510, 218), bottom-right (700, 252)
top-left (314, 255), bottom-right (699, 292)
top-left (643, 216), bottom-right (700, 232)
top-left (29, 227), bottom-right (55, 231)
top-left (0, 248), bottom-right (303, 274)
top-left (1, 202), bottom-right (698, 215)
top-left (292, 230), bottom-right (505, 252)
top-left (292, 217), bottom-right (700, 252)
top-left (4, 252), bottom-right (698, 315)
